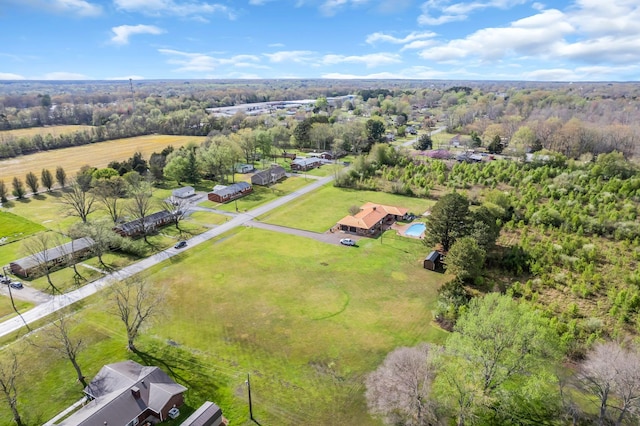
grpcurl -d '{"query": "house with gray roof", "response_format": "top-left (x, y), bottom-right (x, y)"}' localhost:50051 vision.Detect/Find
top-left (57, 360), bottom-right (187, 426)
top-left (291, 157), bottom-right (322, 171)
top-left (172, 186), bottom-right (195, 199)
top-left (113, 211), bottom-right (177, 238)
top-left (10, 237), bottom-right (95, 278)
top-left (251, 165), bottom-right (286, 186)
top-left (208, 182), bottom-right (253, 203)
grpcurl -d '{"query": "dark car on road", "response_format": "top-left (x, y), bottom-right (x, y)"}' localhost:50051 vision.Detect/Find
top-left (10, 282), bottom-right (23, 289)
top-left (174, 241), bottom-right (187, 249)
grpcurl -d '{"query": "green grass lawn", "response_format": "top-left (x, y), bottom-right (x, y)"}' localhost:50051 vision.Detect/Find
top-left (0, 299), bottom-right (32, 322)
top-left (199, 176), bottom-right (310, 212)
top-left (259, 184), bottom-right (435, 233)
top-left (0, 211), bottom-right (46, 245)
top-left (0, 227), bottom-right (449, 425)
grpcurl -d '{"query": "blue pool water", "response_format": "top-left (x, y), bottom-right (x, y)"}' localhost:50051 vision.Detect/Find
top-left (405, 222), bottom-right (426, 237)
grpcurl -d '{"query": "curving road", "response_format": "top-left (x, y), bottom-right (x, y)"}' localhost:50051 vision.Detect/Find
top-left (0, 175), bottom-right (335, 339)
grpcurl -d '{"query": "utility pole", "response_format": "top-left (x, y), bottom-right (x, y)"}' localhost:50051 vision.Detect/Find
top-left (246, 373), bottom-right (254, 422)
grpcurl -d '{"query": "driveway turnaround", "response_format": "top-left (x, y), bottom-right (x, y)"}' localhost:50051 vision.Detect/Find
top-left (0, 175), bottom-right (334, 339)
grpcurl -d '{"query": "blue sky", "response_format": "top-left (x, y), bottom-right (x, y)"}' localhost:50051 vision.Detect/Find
top-left (1, 0), bottom-right (639, 81)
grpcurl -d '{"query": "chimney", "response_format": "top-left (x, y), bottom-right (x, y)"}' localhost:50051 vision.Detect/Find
top-left (131, 386), bottom-right (141, 399)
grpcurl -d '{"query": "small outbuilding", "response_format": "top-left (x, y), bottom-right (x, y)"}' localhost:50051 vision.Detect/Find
top-left (172, 186), bottom-right (195, 199)
top-left (181, 401), bottom-right (226, 426)
top-left (251, 166), bottom-right (286, 186)
top-left (423, 250), bottom-right (443, 271)
top-left (208, 182), bottom-right (253, 203)
top-left (235, 163), bottom-right (255, 174)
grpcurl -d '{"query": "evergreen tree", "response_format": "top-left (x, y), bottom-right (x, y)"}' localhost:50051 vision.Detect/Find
top-left (423, 193), bottom-right (470, 251)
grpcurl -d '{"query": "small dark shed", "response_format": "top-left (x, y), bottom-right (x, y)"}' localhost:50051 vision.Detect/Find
top-left (423, 250), bottom-right (442, 271)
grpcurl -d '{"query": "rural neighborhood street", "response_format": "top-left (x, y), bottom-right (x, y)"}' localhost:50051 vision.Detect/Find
top-left (0, 174), bottom-right (335, 338)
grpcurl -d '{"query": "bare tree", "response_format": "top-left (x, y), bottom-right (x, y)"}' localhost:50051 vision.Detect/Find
top-left (21, 232), bottom-right (59, 293)
top-left (577, 341), bottom-right (640, 426)
top-left (69, 220), bottom-right (116, 269)
top-left (111, 277), bottom-right (163, 351)
top-left (60, 181), bottom-right (96, 223)
top-left (0, 352), bottom-right (24, 426)
top-left (160, 196), bottom-right (189, 230)
top-left (92, 177), bottom-right (126, 224)
top-left (365, 343), bottom-right (440, 426)
top-left (35, 315), bottom-right (87, 388)
top-left (127, 182), bottom-right (154, 243)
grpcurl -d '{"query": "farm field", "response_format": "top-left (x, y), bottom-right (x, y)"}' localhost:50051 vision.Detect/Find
top-left (259, 184), bottom-right (435, 233)
top-left (0, 134), bottom-right (205, 185)
top-left (0, 226), bottom-right (449, 425)
top-left (0, 125), bottom-right (95, 139)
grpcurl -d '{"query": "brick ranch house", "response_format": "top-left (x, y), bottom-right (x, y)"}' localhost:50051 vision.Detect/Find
top-left (336, 202), bottom-right (408, 236)
top-left (114, 211), bottom-right (177, 238)
top-left (208, 182), bottom-right (253, 203)
top-left (57, 360), bottom-right (186, 426)
top-left (10, 237), bottom-right (95, 278)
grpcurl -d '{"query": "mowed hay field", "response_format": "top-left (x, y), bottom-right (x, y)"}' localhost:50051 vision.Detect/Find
top-left (0, 125), bottom-right (95, 139)
top-left (0, 134), bottom-right (205, 184)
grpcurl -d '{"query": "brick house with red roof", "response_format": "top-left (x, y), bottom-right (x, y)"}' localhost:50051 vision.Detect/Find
top-left (336, 202), bottom-right (408, 236)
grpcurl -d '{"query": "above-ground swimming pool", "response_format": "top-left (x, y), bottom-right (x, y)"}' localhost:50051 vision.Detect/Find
top-left (405, 222), bottom-right (426, 237)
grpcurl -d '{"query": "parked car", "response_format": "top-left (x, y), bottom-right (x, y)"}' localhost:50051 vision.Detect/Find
top-left (174, 241), bottom-right (187, 249)
top-left (340, 238), bottom-right (356, 246)
top-left (10, 282), bottom-right (23, 289)
top-left (168, 407), bottom-right (180, 419)
top-left (0, 275), bottom-right (10, 284)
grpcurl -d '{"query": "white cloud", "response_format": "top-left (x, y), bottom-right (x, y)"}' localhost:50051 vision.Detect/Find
top-left (114, 0), bottom-right (236, 20)
top-left (418, 0), bottom-right (526, 26)
top-left (0, 73), bottom-right (26, 80)
top-left (268, 43), bottom-right (285, 48)
top-left (419, 9), bottom-right (573, 61)
top-left (264, 50), bottom-right (316, 63)
top-left (322, 65), bottom-right (451, 80)
top-left (417, 1), bottom-right (640, 70)
top-left (42, 72), bottom-right (90, 80)
top-left (10, 0), bottom-right (102, 16)
top-left (320, 0), bottom-right (369, 16)
top-left (321, 52), bottom-right (401, 68)
top-left (110, 25), bottom-right (165, 45)
top-left (159, 49), bottom-right (262, 72)
top-left (366, 31), bottom-right (436, 45)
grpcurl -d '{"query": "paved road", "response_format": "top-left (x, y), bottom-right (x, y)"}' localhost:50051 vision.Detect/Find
top-left (0, 175), bottom-right (335, 339)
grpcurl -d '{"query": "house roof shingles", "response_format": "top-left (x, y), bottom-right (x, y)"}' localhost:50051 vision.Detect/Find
top-left (59, 360), bottom-right (186, 426)
top-left (211, 182), bottom-right (251, 198)
top-left (337, 202), bottom-right (408, 230)
top-left (10, 237), bottom-right (95, 271)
